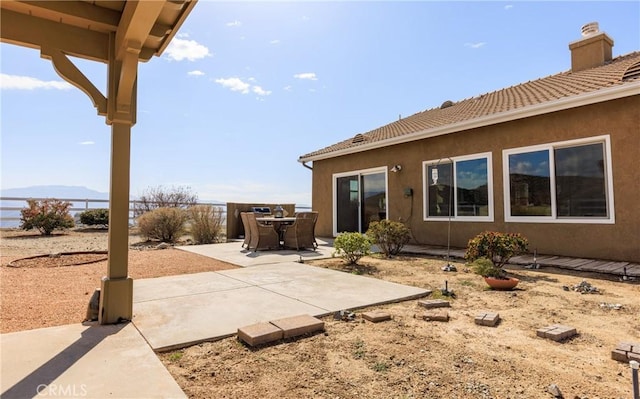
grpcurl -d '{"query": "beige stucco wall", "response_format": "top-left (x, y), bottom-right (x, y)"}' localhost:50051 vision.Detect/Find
top-left (310, 95), bottom-right (640, 262)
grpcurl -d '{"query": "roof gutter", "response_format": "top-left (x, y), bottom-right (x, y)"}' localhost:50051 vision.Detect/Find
top-left (299, 82), bottom-right (640, 163)
top-left (300, 161), bottom-right (313, 170)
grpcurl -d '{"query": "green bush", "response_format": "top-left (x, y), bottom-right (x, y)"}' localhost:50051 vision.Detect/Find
top-left (79, 208), bottom-right (109, 228)
top-left (366, 219), bottom-right (410, 257)
top-left (464, 231), bottom-right (529, 269)
top-left (188, 205), bottom-right (225, 244)
top-left (333, 232), bottom-right (372, 265)
top-left (137, 207), bottom-right (187, 243)
top-left (469, 257), bottom-right (504, 278)
top-left (20, 198), bottom-right (75, 235)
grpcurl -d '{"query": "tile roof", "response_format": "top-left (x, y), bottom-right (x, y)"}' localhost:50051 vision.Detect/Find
top-left (300, 51), bottom-right (640, 161)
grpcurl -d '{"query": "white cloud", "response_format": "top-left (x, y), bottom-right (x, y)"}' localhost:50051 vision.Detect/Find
top-left (270, 40), bottom-right (280, 45)
top-left (215, 77), bottom-right (272, 97)
top-left (215, 77), bottom-right (250, 94)
top-left (504, 4), bottom-right (514, 10)
top-left (188, 70), bottom-right (205, 76)
top-left (294, 72), bottom-right (318, 81)
top-left (79, 141), bottom-right (95, 145)
top-left (0, 73), bottom-right (73, 90)
top-left (226, 20), bottom-right (242, 27)
top-left (165, 38), bottom-right (211, 61)
top-left (464, 42), bottom-right (486, 49)
top-left (252, 86), bottom-right (272, 96)
top-left (283, 85), bottom-right (292, 91)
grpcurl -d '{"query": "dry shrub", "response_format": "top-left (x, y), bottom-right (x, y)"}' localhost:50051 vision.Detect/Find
top-left (133, 185), bottom-right (198, 217)
top-left (137, 207), bottom-right (187, 243)
top-left (188, 205), bottom-right (225, 244)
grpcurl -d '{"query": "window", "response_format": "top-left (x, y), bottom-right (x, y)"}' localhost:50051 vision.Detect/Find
top-left (423, 153), bottom-right (493, 222)
top-left (503, 136), bottom-right (614, 223)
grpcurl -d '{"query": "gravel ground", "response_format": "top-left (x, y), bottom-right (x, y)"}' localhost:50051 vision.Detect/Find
top-left (0, 228), bottom-right (237, 333)
top-left (3, 228), bottom-right (639, 398)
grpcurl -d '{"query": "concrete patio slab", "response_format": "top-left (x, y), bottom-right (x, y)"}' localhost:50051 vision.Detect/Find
top-left (133, 284), bottom-right (328, 351)
top-left (0, 323), bottom-right (185, 399)
top-left (134, 271), bottom-right (251, 303)
top-left (133, 262), bottom-right (430, 351)
top-left (177, 238), bottom-right (335, 267)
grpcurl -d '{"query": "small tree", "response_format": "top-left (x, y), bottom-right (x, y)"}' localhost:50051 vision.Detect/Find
top-left (465, 231), bottom-right (529, 274)
top-left (188, 205), bottom-right (225, 244)
top-left (20, 198), bottom-right (75, 235)
top-left (333, 232), bottom-right (372, 265)
top-left (133, 185), bottom-right (198, 217)
top-left (366, 219), bottom-right (411, 257)
top-left (137, 207), bottom-right (188, 243)
top-left (79, 208), bottom-right (109, 228)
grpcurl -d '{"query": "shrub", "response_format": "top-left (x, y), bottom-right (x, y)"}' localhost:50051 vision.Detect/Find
top-left (333, 232), bottom-right (372, 265)
top-left (188, 205), bottom-right (225, 244)
top-left (133, 185), bottom-right (198, 217)
top-left (366, 219), bottom-right (410, 257)
top-left (20, 198), bottom-right (75, 235)
top-left (79, 208), bottom-right (109, 228)
top-left (464, 231), bottom-right (529, 269)
top-left (137, 207), bottom-right (188, 243)
top-left (469, 257), bottom-right (504, 278)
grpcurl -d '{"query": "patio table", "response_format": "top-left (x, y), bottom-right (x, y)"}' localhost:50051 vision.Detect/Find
top-left (257, 217), bottom-right (296, 242)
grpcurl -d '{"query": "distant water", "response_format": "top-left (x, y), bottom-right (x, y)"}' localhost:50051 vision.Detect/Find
top-left (0, 199), bottom-right (108, 229)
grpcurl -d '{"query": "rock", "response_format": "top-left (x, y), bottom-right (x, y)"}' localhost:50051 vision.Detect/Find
top-left (547, 383), bottom-right (563, 398)
top-left (85, 288), bottom-right (100, 321)
top-left (156, 242), bottom-right (171, 250)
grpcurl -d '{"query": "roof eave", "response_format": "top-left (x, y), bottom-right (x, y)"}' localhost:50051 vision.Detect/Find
top-left (298, 82), bottom-right (640, 163)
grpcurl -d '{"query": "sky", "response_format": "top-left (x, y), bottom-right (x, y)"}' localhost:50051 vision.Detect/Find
top-left (1, 1), bottom-right (639, 206)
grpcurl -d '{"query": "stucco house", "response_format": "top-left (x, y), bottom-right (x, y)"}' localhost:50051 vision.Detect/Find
top-left (298, 23), bottom-right (640, 262)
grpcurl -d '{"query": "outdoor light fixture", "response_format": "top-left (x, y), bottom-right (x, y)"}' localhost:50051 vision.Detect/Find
top-left (390, 164), bottom-right (402, 173)
top-left (432, 157), bottom-right (455, 271)
top-left (274, 205), bottom-right (284, 218)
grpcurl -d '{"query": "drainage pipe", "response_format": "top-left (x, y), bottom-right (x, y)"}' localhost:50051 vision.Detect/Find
top-left (632, 360), bottom-right (639, 399)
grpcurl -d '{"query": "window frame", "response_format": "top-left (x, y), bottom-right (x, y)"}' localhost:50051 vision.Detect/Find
top-left (422, 152), bottom-right (494, 222)
top-left (332, 166), bottom-right (388, 236)
top-left (502, 135), bottom-right (615, 224)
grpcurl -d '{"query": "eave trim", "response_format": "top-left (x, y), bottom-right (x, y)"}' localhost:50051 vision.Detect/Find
top-left (298, 82), bottom-right (640, 163)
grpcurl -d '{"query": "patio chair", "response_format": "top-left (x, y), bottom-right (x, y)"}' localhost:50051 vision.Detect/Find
top-left (240, 212), bottom-right (252, 248)
top-left (282, 211), bottom-right (318, 251)
top-left (246, 212), bottom-right (280, 251)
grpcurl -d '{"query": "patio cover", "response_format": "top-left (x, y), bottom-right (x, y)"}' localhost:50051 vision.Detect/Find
top-left (0, 0), bottom-right (198, 324)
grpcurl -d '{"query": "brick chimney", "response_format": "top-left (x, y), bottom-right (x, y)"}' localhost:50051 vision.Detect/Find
top-left (569, 22), bottom-right (614, 73)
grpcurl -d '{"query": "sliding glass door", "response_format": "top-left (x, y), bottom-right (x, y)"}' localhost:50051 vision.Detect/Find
top-left (334, 169), bottom-right (387, 234)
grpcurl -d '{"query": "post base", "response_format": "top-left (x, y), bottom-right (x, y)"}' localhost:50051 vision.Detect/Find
top-left (99, 276), bottom-right (133, 324)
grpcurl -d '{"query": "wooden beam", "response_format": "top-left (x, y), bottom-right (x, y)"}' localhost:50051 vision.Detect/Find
top-left (0, 9), bottom-right (109, 62)
top-left (41, 48), bottom-right (107, 116)
top-left (18, 0), bottom-right (121, 32)
top-left (115, 1), bottom-right (164, 61)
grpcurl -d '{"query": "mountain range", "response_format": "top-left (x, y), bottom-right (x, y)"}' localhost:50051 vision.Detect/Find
top-left (0, 185), bottom-right (109, 199)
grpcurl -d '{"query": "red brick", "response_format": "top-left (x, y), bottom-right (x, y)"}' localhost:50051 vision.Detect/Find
top-left (418, 299), bottom-right (451, 309)
top-left (362, 311), bottom-right (391, 323)
top-left (611, 349), bottom-right (629, 362)
top-left (237, 322), bottom-right (283, 346)
top-left (536, 325), bottom-right (577, 342)
top-left (422, 311), bottom-right (449, 322)
top-left (475, 312), bottom-right (500, 327)
top-left (616, 342), bottom-right (633, 352)
top-left (270, 314), bottom-right (324, 339)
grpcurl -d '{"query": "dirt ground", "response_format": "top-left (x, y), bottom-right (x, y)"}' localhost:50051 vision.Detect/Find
top-left (1, 229), bottom-right (639, 398)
